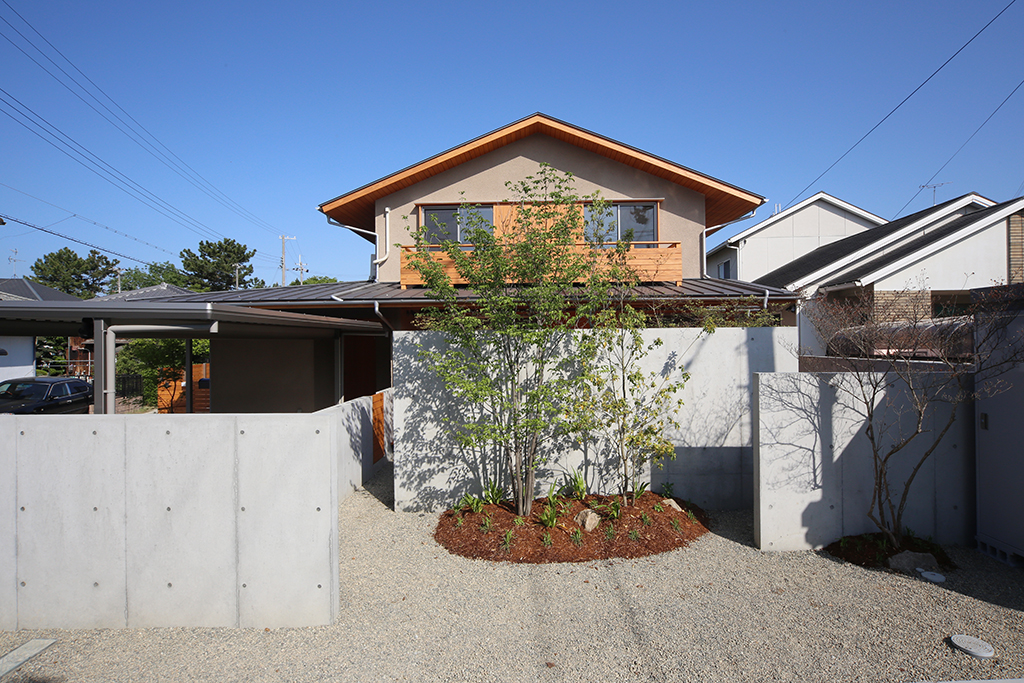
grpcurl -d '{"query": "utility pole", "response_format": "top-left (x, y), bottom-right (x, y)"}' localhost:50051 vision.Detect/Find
top-left (279, 235), bottom-right (296, 286)
top-left (920, 182), bottom-right (952, 206)
top-left (292, 256), bottom-right (308, 285)
top-left (115, 267), bottom-right (122, 293)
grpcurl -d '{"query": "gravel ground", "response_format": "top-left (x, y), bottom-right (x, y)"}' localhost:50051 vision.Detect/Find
top-left (2, 463), bottom-right (1022, 683)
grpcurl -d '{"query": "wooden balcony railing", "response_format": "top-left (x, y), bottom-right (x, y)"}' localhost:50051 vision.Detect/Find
top-left (399, 242), bottom-right (682, 288)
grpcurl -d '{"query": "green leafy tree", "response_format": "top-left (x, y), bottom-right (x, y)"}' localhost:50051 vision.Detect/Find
top-left (116, 338), bottom-right (210, 407)
top-left (180, 238), bottom-right (259, 291)
top-left (114, 261), bottom-right (188, 293)
top-left (407, 164), bottom-right (603, 516)
top-left (289, 275), bottom-right (337, 286)
top-left (29, 247), bottom-right (118, 299)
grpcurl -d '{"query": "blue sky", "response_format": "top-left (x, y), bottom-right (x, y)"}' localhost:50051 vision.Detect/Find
top-left (1, 0), bottom-right (1022, 287)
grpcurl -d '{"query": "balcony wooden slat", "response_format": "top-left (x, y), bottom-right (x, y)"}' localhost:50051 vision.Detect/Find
top-left (400, 243), bottom-right (682, 288)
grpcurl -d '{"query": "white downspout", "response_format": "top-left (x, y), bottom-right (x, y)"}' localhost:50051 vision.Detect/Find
top-left (326, 208), bottom-right (390, 282)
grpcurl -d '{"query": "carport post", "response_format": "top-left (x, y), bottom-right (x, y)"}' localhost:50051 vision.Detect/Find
top-left (103, 324), bottom-right (116, 415)
top-left (185, 338), bottom-right (193, 413)
top-left (92, 318), bottom-right (110, 415)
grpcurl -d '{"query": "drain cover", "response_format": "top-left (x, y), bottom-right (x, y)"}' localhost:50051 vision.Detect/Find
top-left (920, 571), bottom-right (945, 583)
top-left (949, 634), bottom-right (995, 659)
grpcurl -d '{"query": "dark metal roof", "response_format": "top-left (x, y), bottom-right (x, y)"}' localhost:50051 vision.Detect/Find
top-left (0, 278), bottom-right (81, 302)
top-left (754, 194), bottom-right (986, 290)
top-left (0, 300), bottom-right (384, 338)
top-left (821, 198), bottom-right (1024, 289)
top-left (133, 278), bottom-right (798, 308)
top-left (93, 283), bottom-right (193, 301)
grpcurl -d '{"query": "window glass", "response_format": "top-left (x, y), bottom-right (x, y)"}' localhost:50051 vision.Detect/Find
top-left (584, 204), bottom-right (616, 244)
top-left (50, 383), bottom-right (71, 398)
top-left (618, 204), bottom-right (656, 245)
top-left (422, 205), bottom-right (493, 244)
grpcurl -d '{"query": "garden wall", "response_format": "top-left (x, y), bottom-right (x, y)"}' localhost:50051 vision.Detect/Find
top-left (392, 327), bottom-right (797, 512)
top-left (753, 372), bottom-right (975, 551)
top-left (0, 397), bottom-right (377, 631)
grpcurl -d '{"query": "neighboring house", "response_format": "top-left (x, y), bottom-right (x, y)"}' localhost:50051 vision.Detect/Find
top-left (706, 192), bottom-right (885, 282)
top-left (754, 192), bottom-right (1024, 354)
top-left (93, 282), bottom-right (193, 302)
top-left (0, 278), bottom-right (81, 380)
top-left (143, 114), bottom-right (798, 400)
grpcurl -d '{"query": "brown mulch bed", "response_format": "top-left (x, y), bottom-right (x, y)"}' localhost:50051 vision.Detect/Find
top-left (823, 532), bottom-right (956, 570)
top-left (434, 491), bottom-right (710, 563)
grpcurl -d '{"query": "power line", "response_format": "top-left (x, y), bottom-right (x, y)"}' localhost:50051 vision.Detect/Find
top-left (0, 181), bottom-right (178, 256)
top-left (783, 0), bottom-right (1018, 210)
top-left (0, 212), bottom-right (152, 265)
top-left (894, 75), bottom-right (1024, 217)
top-left (0, 0), bottom-right (282, 237)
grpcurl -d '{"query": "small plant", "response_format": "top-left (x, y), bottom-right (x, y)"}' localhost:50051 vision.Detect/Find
top-left (500, 528), bottom-right (515, 553)
top-left (628, 529), bottom-right (640, 541)
top-left (653, 503), bottom-right (664, 513)
top-left (661, 482), bottom-right (674, 498)
top-left (479, 513), bottom-right (493, 534)
top-left (635, 482), bottom-right (649, 498)
top-left (604, 523), bottom-right (616, 540)
top-left (459, 493), bottom-right (484, 514)
top-left (541, 531), bottom-right (552, 548)
top-left (566, 468), bottom-right (587, 501)
top-left (641, 512), bottom-right (652, 526)
top-left (558, 499), bottom-right (574, 516)
top-left (482, 481), bottom-right (505, 506)
top-left (454, 515), bottom-right (464, 528)
top-left (570, 528), bottom-right (583, 547)
top-left (839, 537), bottom-right (849, 549)
top-left (513, 516), bottom-right (525, 527)
top-left (670, 518), bottom-right (681, 532)
top-left (904, 527), bottom-right (917, 539)
top-left (538, 504), bottom-right (559, 528)
top-left (606, 498), bottom-right (621, 520)
top-left (686, 509), bottom-right (696, 523)
top-left (546, 483), bottom-right (559, 508)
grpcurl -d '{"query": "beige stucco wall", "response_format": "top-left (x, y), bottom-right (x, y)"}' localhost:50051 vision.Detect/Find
top-left (372, 134), bottom-right (706, 283)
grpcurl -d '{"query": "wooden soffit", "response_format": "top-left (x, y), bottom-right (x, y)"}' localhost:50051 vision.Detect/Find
top-left (318, 113), bottom-right (763, 234)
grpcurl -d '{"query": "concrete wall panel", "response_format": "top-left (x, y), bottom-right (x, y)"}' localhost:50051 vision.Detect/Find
top-left (236, 415), bottom-right (336, 628)
top-left (0, 417), bottom-right (16, 630)
top-left (124, 416), bottom-right (239, 628)
top-left (755, 372), bottom-right (975, 551)
top-left (16, 416), bottom-right (127, 629)
top-left (394, 327), bottom-right (797, 512)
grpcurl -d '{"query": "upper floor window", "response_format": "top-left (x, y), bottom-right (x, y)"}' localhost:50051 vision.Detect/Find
top-left (421, 205), bottom-right (494, 245)
top-left (584, 203), bottom-right (658, 247)
top-left (717, 259), bottom-right (732, 279)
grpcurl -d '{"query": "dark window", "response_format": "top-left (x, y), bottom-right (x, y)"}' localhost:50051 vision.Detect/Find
top-left (584, 203), bottom-right (658, 247)
top-left (718, 260), bottom-right (732, 279)
top-left (422, 205), bottom-right (494, 245)
top-left (50, 382), bottom-right (71, 398)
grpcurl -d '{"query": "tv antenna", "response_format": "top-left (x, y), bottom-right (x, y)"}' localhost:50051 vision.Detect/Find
top-left (920, 182), bottom-right (952, 205)
top-left (9, 248), bottom-right (24, 277)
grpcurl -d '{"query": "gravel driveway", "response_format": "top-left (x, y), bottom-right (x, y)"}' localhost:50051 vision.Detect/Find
top-left (2, 464), bottom-right (1022, 683)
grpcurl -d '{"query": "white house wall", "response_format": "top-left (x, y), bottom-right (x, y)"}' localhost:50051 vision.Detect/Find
top-left (0, 336), bottom-right (35, 382)
top-left (873, 221), bottom-right (1008, 293)
top-left (392, 327), bottom-right (797, 513)
top-left (374, 135), bottom-right (707, 283)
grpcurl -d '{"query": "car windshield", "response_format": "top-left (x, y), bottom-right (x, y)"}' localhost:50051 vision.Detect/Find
top-left (0, 382), bottom-right (50, 401)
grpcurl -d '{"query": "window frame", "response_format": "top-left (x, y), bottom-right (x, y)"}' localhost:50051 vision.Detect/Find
top-left (418, 204), bottom-right (494, 246)
top-left (583, 201), bottom-right (660, 247)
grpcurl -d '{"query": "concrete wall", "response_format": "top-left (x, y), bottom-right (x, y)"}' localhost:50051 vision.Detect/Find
top-left (0, 411), bottom-right (347, 631)
top-left (393, 327), bottom-right (797, 512)
top-left (754, 372), bottom-right (975, 551)
top-left (211, 337), bottom-right (338, 412)
top-left (374, 135), bottom-right (707, 283)
top-left (325, 394), bottom-right (390, 497)
top-left (0, 336), bottom-right (34, 381)
top-left (974, 311), bottom-right (1024, 562)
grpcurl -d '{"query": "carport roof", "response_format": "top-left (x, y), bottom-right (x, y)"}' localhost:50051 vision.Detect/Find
top-left (0, 300), bottom-right (384, 338)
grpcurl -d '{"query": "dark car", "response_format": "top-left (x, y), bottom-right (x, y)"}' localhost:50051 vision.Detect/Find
top-left (0, 377), bottom-right (94, 414)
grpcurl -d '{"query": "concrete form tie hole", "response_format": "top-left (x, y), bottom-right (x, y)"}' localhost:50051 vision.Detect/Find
top-left (93, 507), bottom-right (98, 512)
top-left (166, 507), bottom-right (171, 511)
top-left (316, 507), bottom-right (321, 512)
top-left (315, 430), bottom-right (320, 434)
top-left (239, 430), bottom-right (245, 435)
top-left (167, 583), bottom-right (172, 588)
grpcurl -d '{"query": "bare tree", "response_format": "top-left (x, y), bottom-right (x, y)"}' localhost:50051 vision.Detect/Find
top-left (802, 284), bottom-right (1023, 549)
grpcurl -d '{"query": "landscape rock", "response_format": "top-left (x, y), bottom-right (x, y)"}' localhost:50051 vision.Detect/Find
top-left (888, 550), bottom-right (938, 576)
top-left (662, 498), bottom-right (682, 512)
top-left (574, 509), bottom-right (601, 532)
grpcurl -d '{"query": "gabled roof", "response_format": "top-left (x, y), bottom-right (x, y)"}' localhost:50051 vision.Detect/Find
top-left (0, 278), bottom-right (81, 302)
top-left (319, 113), bottom-right (764, 237)
top-left (754, 193), bottom-right (995, 290)
top-left (706, 191), bottom-right (885, 259)
top-left (93, 282), bottom-right (193, 302)
top-left (821, 196), bottom-right (1024, 289)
